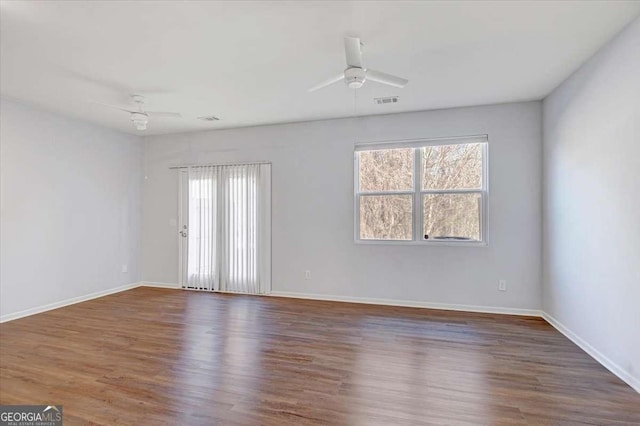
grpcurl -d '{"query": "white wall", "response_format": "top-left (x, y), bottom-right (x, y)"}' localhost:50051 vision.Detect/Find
top-left (142, 101), bottom-right (542, 311)
top-left (0, 98), bottom-right (143, 319)
top-left (543, 17), bottom-right (640, 390)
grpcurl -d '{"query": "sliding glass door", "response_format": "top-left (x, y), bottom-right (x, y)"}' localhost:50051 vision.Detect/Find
top-left (178, 163), bottom-right (271, 294)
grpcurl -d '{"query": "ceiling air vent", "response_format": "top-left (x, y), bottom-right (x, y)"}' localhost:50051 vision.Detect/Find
top-left (374, 96), bottom-right (399, 105)
top-left (197, 115), bottom-right (220, 121)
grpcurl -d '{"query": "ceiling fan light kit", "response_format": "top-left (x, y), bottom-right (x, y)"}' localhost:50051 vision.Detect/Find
top-left (130, 112), bottom-right (148, 130)
top-left (345, 67), bottom-right (366, 89)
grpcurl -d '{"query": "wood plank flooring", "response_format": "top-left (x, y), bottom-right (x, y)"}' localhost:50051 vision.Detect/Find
top-left (1, 287), bottom-right (638, 425)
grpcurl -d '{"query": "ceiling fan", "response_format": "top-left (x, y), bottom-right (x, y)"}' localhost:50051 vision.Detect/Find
top-left (308, 37), bottom-right (409, 92)
top-left (92, 94), bottom-right (181, 131)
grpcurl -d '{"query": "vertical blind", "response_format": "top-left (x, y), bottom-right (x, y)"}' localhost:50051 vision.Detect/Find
top-left (183, 163), bottom-right (271, 294)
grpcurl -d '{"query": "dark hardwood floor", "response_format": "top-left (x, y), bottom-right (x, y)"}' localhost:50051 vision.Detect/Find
top-left (1, 287), bottom-right (638, 425)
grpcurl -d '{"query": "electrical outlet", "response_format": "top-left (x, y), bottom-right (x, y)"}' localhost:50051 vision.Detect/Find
top-left (304, 270), bottom-right (312, 280)
top-left (498, 280), bottom-right (507, 291)
top-left (122, 264), bottom-right (128, 273)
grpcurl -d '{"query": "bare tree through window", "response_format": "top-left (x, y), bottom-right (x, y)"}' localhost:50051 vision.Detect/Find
top-left (357, 140), bottom-right (486, 242)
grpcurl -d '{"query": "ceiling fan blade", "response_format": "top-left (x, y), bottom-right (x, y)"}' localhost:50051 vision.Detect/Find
top-left (146, 111), bottom-right (182, 118)
top-left (344, 37), bottom-right (362, 68)
top-left (365, 69), bottom-right (408, 88)
top-left (308, 73), bottom-right (345, 92)
top-left (90, 101), bottom-right (136, 114)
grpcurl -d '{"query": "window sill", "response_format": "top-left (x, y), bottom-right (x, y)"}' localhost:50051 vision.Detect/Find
top-left (354, 239), bottom-right (488, 247)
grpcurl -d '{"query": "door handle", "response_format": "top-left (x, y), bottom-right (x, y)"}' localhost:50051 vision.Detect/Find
top-left (180, 231), bottom-right (188, 238)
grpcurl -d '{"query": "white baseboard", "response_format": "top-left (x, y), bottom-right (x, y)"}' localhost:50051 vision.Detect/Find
top-left (0, 281), bottom-right (182, 323)
top-left (139, 281), bottom-right (181, 289)
top-left (1, 283), bottom-right (538, 323)
top-left (541, 312), bottom-right (639, 393)
top-left (0, 282), bottom-right (140, 323)
top-left (269, 291), bottom-right (542, 317)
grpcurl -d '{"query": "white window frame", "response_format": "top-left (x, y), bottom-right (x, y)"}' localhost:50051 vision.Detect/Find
top-left (354, 135), bottom-right (489, 246)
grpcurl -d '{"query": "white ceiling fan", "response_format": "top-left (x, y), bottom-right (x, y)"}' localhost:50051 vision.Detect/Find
top-left (308, 37), bottom-right (409, 92)
top-left (92, 94), bottom-right (181, 131)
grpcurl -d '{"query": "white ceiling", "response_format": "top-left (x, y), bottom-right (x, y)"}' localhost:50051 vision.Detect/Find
top-left (1, 1), bottom-right (639, 135)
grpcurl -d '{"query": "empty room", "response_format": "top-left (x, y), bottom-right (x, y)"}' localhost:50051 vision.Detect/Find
top-left (1, 1), bottom-right (639, 424)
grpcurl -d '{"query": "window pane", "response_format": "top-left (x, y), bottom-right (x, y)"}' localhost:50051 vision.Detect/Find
top-left (422, 143), bottom-right (483, 190)
top-left (423, 193), bottom-right (481, 241)
top-left (360, 195), bottom-right (413, 240)
top-left (359, 148), bottom-right (414, 192)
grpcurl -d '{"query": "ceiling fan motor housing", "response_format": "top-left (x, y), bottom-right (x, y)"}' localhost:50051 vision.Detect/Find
top-left (344, 67), bottom-right (366, 89)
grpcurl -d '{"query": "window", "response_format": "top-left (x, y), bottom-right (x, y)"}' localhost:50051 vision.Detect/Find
top-left (355, 136), bottom-right (488, 244)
